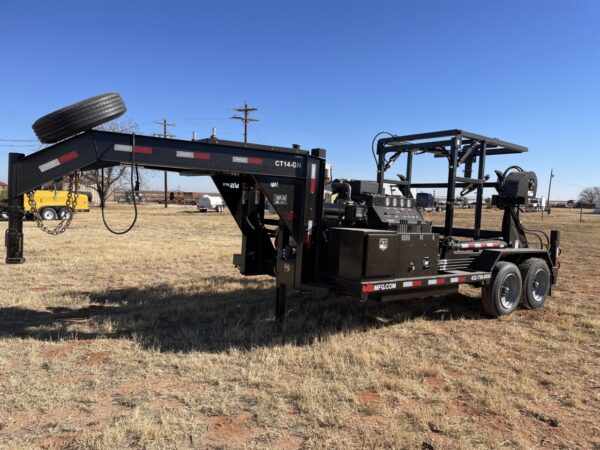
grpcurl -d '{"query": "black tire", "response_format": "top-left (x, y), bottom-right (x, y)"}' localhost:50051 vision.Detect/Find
top-left (482, 261), bottom-right (523, 317)
top-left (32, 93), bottom-right (126, 143)
top-left (519, 258), bottom-right (551, 309)
top-left (58, 207), bottom-right (73, 220)
top-left (216, 205), bottom-right (224, 213)
top-left (40, 207), bottom-right (58, 221)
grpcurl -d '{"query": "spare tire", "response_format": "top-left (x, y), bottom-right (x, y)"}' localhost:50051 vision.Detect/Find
top-left (32, 93), bottom-right (126, 143)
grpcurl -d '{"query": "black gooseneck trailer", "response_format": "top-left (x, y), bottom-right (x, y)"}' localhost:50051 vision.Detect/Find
top-left (4, 126), bottom-right (561, 319)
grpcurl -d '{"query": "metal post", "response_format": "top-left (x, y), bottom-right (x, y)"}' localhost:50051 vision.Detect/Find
top-left (542, 169), bottom-right (553, 220)
top-left (404, 151), bottom-right (413, 197)
top-left (474, 142), bottom-right (486, 239)
top-left (376, 143), bottom-right (385, 195)
top-left (163, 119), bottom-right (168, 208)
top-left (164, 171), bottom-right (168, 208)
top-left (275, 283), bottom-right (287, 321)
top-left (444, 135), bottom-right (460, 236)
top-left (5, 153), bottom-right (26, 264)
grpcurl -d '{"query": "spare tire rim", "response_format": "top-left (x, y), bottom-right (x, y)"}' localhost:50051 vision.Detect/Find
top-left (532, 268), bottom-right (548, 303)
top-left (500, 273), bottom-right (520, 309)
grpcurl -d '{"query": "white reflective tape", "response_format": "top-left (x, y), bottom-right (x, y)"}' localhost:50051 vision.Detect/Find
top-left (428, 279), bottom-right (438, 285)
top-left (233, 156), bottom-right (248, 163)
top-left (307, 219), bottom-right (313, 232)
top-left (177, 151), bottom-right (194, 158)
top-left (310, 163), bottom-right (316, 179)
top-left (403, 281), bottom-right (413, 288)
top-left (450, 277), bottom-right (459, 283)
top-left (38, 159), bottom-right (60, 172)
top-left (114, 144), bottom-right (133, 152)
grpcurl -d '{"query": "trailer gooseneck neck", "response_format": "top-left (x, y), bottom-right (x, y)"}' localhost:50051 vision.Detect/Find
top-left (5, 128), bottom-right (560, 320)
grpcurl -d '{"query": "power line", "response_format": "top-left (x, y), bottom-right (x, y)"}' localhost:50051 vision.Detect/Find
top-left (153, 118), bottom-right (176, 208)
top-left (0, 143), bottom-right (44, 147)
top-left (0, 138), bottom-right (39, 142)
top-left (231, 102), bottom-right (259, 144)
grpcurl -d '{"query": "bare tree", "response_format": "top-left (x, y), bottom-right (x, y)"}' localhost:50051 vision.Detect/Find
top-left (578, 186), bottom-right (600, 204)
top-left (78, 118), bottom-right (153, 205)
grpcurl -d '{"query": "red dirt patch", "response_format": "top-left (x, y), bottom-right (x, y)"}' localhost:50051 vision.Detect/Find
top-left (41, 340), bottom-right (91, 360)
top-left (201, 412), bottom-right (266, 449)
top-left (38, 432), bottom-right (77, 449)
top-left (356, 389), bottom-right (382, 409)
top-left (424, 376), bottom-right (444, 390)
top-left (87, 351), bottom-right (110, 366)
top-left (272, 433), bottom-right (303, 450)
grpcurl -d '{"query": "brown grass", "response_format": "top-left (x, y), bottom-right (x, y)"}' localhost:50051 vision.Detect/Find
top-left (0, 205), bottom-right (598, 449)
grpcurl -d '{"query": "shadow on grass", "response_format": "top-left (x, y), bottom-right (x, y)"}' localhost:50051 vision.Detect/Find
top-left (0, 277), bottom-right (489, 352)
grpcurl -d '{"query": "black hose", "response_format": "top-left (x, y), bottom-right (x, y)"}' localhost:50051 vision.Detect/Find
top-left (101, 133), bottom-right (139, 235)
top-left (371, 131), bottom-right (395, 167)
top-left (510, 207), bottom-right (545, 249)
top-left (502, 165), bottom-right (523, 178)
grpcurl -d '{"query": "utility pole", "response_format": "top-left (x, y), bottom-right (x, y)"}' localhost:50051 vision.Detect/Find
top-left (542, 169), bottom-right (554, 221)
top-left (231, 102), bottom-right (258, 144)
top-left (153, 118), bottom-right (175, 208)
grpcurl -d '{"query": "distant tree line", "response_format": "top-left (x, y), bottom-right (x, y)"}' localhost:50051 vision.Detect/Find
top-left (578, 186), bottom-right (600, 204)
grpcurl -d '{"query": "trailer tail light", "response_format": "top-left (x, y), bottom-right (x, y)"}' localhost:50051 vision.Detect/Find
top-left (38, 151), bottom-right (79, 172)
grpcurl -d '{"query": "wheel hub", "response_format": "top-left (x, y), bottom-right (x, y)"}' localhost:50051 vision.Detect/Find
top-left (500, 273), bottom-right (519, 310)
top-left (531, 269), bottom-right (548, 302)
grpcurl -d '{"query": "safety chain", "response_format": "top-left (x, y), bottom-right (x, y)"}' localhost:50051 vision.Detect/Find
top-left (27, 172), bottom-right (80, 235)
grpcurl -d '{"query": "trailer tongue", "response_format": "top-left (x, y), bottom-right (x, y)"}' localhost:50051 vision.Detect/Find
top-left (4, 101), bottom-right (560, 319)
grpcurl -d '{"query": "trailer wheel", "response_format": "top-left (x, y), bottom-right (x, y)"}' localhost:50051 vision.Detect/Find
top-left (32, 93), bottom-right (126, 144)
top-left (216, 205), bottom-right (224, 213)
top-left (58, 207), bottom-right (73, 220)
top-left (482, 261), bottom-right (523, 317)
top-left (40, 207), bottom-right (58, 221)
top-left (519, 258), bottom-right (551, 309)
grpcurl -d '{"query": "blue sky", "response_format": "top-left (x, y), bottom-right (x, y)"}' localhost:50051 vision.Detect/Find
top-left (1, 0), bottom-right (598, 199)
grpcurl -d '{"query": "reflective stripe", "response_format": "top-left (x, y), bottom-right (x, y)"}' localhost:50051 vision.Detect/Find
top-left (403, 280), bottom-right (423, 288)
top-left (177, 151), bottom-right (210, 160)
top-left (114, 144), bottom-right (152, 154)
top-left (38, 151), bottom-right (78, 172)
top-left (233, 156), bottom-right (262, 165)
top-left (310, 163), bottom-right (316, 194)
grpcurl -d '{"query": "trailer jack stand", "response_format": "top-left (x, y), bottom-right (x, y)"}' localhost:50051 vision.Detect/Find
top-left (5, 200), bottom-right (25, 264)
top-left (275, 284), bottom-right (287, 321)
top-left (5, 153), bottom-right (25, 264)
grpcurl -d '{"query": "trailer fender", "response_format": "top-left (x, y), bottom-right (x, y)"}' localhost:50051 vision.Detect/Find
top-left (473, 249), bottom-right (556, 287)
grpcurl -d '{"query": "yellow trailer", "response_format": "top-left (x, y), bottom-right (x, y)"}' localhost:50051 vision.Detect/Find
top-left (0, 189), bottom-right (89, 221)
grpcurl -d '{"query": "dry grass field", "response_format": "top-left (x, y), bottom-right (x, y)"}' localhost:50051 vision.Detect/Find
top-left (0, 205), bottom-right (598, 449)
